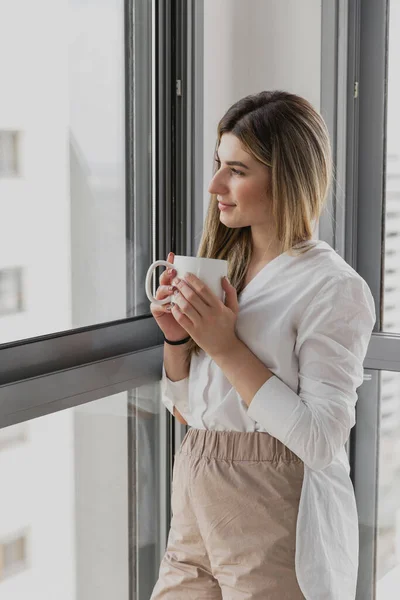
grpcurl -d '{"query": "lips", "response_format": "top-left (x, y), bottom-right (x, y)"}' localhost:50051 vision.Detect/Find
top-left (218, 202), bottom-right (235, 206)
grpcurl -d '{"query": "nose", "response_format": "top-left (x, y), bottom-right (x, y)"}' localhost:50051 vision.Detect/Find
top-left (208, 169), bottom-right (229, 196)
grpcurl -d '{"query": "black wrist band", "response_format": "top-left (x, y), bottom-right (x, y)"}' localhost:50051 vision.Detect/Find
top-left (163, 335), bottom-right (191, 345)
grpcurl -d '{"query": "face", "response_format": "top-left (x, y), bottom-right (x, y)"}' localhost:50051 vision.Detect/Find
top-left (208, 132), bottom-right (274, 232)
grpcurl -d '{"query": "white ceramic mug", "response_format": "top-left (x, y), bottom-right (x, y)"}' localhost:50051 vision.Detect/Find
top-left (145, 256), bottom-right (228, 306)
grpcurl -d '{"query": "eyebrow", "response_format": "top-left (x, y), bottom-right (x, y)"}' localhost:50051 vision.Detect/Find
top-left (215, 152), bottom-right (250, 170)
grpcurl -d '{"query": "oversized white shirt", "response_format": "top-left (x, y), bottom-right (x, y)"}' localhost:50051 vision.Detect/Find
top-left (160, 239), bottom-right (376, 600)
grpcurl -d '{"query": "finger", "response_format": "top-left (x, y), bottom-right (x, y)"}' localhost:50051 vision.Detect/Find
top-left (159, 252), bottom-right (176, 286)
top-left (150, 285), bottom-right (174, 314)
top-left (155, 284), bottom-right (175, 300)
top-left (170, 300), bottom-right (194, 333)
top-left (174, 279), bottom-right (209, 319)
top-left (180, 274), bottom-right (216, 307)
top-left (159, 268), bottom-right (176, 290)
top-left (151, 300), bottom-right (173, 315)
top-left (153, 286), bottom-right (174, 311)
top-left (170, 285), bottom-right (199, 319)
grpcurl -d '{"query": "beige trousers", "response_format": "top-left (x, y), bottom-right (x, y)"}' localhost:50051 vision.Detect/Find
top-left (151, 428), bottom-right (306, 600)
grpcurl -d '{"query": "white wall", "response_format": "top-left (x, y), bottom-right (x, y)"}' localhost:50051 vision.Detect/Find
top-left (203, 0), bottom-right (322, 231)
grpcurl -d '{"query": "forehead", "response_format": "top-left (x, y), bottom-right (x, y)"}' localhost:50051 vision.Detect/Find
top-left (218, 133), bottom-right (251, 159)
top-left (218, 133), bottom-right (266, 172)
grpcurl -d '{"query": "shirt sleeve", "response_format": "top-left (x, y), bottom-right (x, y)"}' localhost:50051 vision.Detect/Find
top-left (246, 272), bottom-right (376, 471)
top-left (160, 363), bottom-right (191, 421)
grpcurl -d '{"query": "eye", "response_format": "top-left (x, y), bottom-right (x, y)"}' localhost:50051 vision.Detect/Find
top-left (214, 158), bottom-right (244, 177)
top-left (230, 167), bottom-right (245, 176)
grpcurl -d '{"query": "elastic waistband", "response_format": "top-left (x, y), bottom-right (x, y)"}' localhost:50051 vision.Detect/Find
top-left (180, 428), bottom-right (302, 463)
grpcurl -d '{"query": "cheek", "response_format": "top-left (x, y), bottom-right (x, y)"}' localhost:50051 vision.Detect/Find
top-left (237, 181), bottom-right (267, 207)
top-left (236, 180), bottom-right (256, 197)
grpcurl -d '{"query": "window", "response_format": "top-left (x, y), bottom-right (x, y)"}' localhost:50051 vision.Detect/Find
top-left (0, 385), bottom-right (164, 597)
top-left (0, 532), bottom-right (28, 581)
top-left (0, 131), bottom-right (19, 177)
top-left (0, 0), bottom-right (156, 344)
top-left (0, 423), bottom-right (27, 451)
top-left (377, 372), bottom-right (400, 594)
top-left (0, 268), bottom-right (24, 316)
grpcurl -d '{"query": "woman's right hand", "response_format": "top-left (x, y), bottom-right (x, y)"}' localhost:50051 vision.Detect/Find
top-left (150, 252), bottom-right (190, 343)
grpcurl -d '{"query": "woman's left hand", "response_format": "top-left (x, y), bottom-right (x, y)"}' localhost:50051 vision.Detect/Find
top-left (170, 272), bottom-right (240, 359)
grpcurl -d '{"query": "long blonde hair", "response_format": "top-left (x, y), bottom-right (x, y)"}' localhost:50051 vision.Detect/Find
top-left (184, 90), bottom-right (333, 363)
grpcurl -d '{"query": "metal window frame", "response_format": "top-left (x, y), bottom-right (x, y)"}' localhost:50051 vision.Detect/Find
top-left (351, 1), bottom-right (394, 598)
top-left (171, 0), bottom-right (205, 451)
top-left (0, 316), bottom-right (165, 427)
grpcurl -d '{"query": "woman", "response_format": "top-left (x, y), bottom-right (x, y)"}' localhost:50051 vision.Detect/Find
top-left (150, 91), bottom-right (376, 599)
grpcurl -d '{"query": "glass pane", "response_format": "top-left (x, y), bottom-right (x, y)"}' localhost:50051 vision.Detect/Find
top-left (376, 371), bottom-right (400, 598)
top-left (383, 0), bottom-right (400, 333)
top-left (0, 380), bottom-right (164, 598)
top-left (0, 0), bottom-right (153, 345)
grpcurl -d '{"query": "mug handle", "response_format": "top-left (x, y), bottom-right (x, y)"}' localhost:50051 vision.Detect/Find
top-left (145, 260), bottom-right (175, 305)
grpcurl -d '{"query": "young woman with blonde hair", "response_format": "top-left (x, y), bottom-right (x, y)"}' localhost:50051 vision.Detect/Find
top-left (150, 90), bottom-right (376, 599)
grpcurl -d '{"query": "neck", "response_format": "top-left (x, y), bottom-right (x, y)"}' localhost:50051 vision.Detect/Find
top-left (251, 242), bottom-right (283, 264)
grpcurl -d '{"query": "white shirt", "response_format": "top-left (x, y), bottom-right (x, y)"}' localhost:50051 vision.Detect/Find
top-left (160, 239), bottom-right (376, 600)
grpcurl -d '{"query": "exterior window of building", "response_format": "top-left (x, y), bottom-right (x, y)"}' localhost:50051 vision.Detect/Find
top-left (0, 424), bottom-right (28, 451)
top-left (0, 533), bottom-right (28, 581)
top-left (0, 131), bottom-right (19, 177)
top-left (383, 153), bottom-right (400, 334)
top-left (0, 268), bottom-right (24, 316)
top-left (377, 372), bottom-right (400, 586)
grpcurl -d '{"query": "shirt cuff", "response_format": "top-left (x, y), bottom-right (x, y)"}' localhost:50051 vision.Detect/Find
top-left (160, 363), bottom-right (190, 417)
top-left (246, 374), bottom-right (302, 444)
